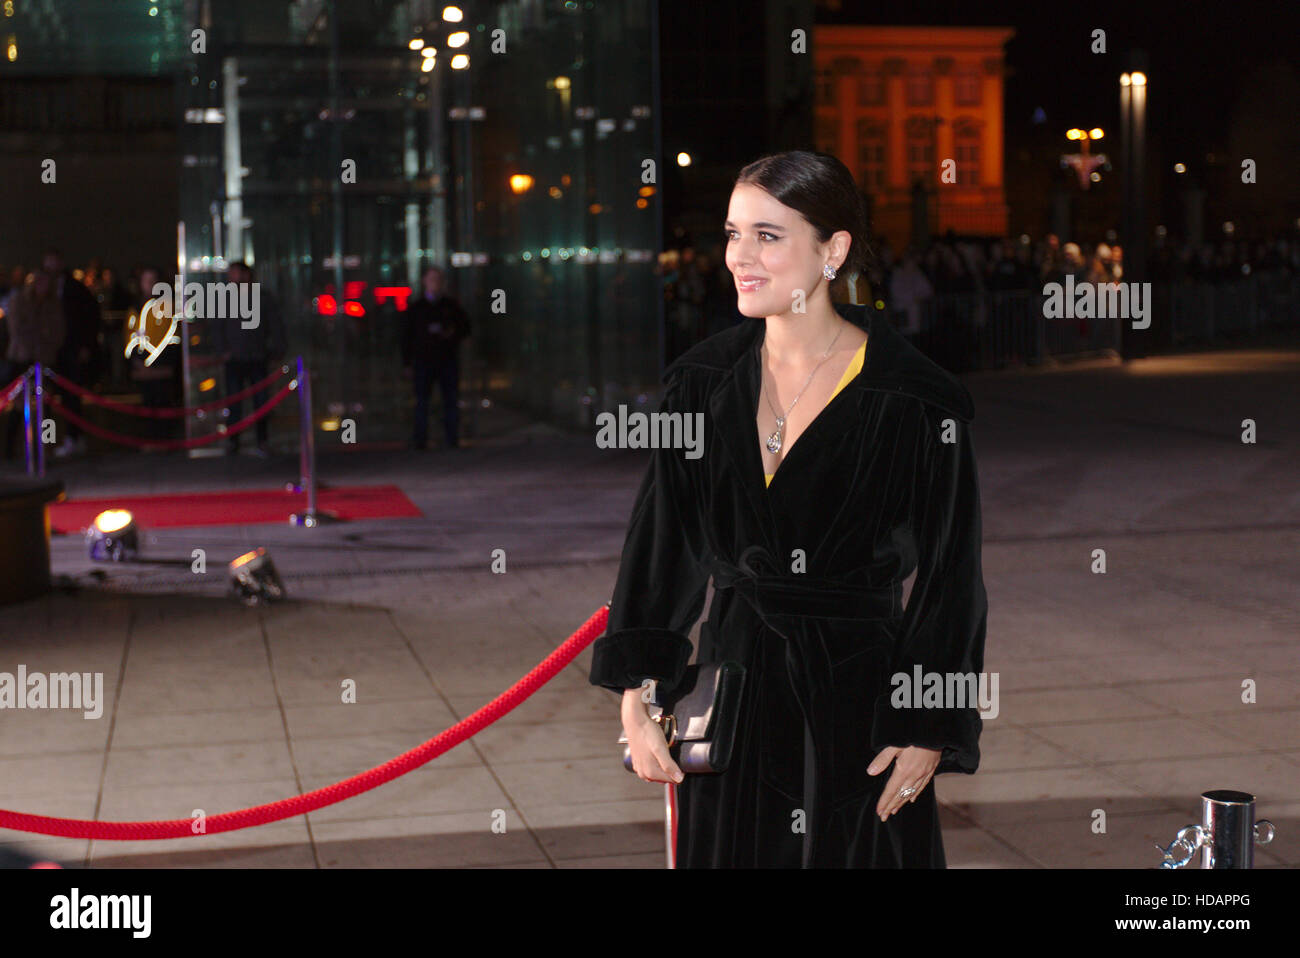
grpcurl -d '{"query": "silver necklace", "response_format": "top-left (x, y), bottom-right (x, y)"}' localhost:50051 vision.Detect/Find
top-left (761, 322), bottom-right (846, 455)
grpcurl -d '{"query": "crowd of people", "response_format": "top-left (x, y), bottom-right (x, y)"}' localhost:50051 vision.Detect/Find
top-left (0, 250), bottom-right (285, 459)
top-left (661, 229), bottom-right (1300, 359)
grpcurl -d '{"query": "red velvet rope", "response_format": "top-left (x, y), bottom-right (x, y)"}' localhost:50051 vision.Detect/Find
top-left (43, 365), bottom-right (289, 418)
top-left (0, 605), bottom-right (610, 840)
top-left (0, 374), bottom-right (24, 414)
top-left (45, 381), bottom-right (295, 450)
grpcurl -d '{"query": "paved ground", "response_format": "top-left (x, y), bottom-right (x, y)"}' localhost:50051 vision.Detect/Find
top-left (1, 342), bottom-right (1297, 868)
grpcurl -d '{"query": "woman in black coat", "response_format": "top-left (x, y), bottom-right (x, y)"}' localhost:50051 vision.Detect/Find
top-left (589, 151), bottom-right (989, 867)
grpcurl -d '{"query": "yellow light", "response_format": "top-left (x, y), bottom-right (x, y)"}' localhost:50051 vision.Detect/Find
top-left (94, 510), bottom-right (134, 534)
top-left (442, 5), bottom-right (463, 22)
top-left (1066, 129), bottom-right (1082, 140)
top-left (636, 198), bottom-right (648, 209)
top-left (421, 58), bottom-right (435, 73)
top-left (1089, 128), bottom-right (1104, 140)
top-left (1131, 72), bottom-right (1146, 86)
top-left (447, 31), bottom-right (469, 48)
top-left (320, 418), bottom-right (341, 432)
top-left (450, 53), bottom-right (468, 70)
top-left (509, 173), bottom-right (534, 194)
top-left (199, 377), bottom-right (217, 392)
top-left (3, 2), bottom-right (13, 18)
top-left (421, 47), bottom-right (435, 58)
top-left (677, 152), bottom-right (691, 166)
top-left (548, 186), bottom-right (562, 199)
top-left (638, 186), bottom-right (656, 197)
top-left (1120, 73), bottom-right (1131, 87)
top-left (230, 548), bottom-right (261, 569)
top-left (553, 75), bottom-right (570, 90)
top-left (409, 38), bottom-right (425, 50)
top-left (7, 41), bottom-right (17, 62)
top-left (1174, 163), bottom-right (1186, 173)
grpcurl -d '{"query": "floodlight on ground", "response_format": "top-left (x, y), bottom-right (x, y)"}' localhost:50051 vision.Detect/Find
top-left (228, 547), bottom-right (286, 605)
top-left (86, 509), bottom-right (138, 561)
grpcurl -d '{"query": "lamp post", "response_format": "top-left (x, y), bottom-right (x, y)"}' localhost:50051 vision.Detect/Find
top-left (1119, 57), bottom-right (1149, 358)
top-left (1062, 127), bottom-right (1108, 190)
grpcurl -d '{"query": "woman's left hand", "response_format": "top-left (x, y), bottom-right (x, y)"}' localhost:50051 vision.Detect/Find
top-left (867, 745), bottom-right (941, 821)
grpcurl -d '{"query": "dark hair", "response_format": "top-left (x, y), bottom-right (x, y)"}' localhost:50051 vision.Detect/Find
top-left (734, 150), bottom-right (873, 299)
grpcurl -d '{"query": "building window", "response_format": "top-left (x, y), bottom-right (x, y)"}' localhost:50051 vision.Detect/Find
top-left (954, 72), bottom-right (981, 106)
top-left (856, 118), bottom-right (886, 192)
top-left (905, 116), bottom-right (935, 185)
top-left (815, 115), bottom-right (838, 154)
top-left (815, 69), bottom-right (835, 106)
top-left (857, 71), bottom-right (884, 106)
top-left (905, 70), bottom-right (932, 107)
top-left (954, 120), bottom-right (981, 186)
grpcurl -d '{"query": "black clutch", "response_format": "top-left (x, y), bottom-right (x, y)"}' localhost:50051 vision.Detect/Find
top-left (618, 661), bottom-right (746, 774)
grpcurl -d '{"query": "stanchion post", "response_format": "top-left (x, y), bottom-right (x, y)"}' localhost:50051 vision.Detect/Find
top-left (22, 369), bottom-right (33, 476)
top-left (296, 355), bottom-right (309, 492)
top-left (34, 363), bottom-right (45, 478)
top-left (290, 355), bottom-right (318, 526)
top-left (303, 361), bottom-right (316, 521)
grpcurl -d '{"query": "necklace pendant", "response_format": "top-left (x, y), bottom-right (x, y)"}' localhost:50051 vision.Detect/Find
top-left (765, 429), bottom-right (782, 454)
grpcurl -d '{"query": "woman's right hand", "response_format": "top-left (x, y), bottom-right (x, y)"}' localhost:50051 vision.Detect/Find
top-left (622, 687), bottom-right (684, 783)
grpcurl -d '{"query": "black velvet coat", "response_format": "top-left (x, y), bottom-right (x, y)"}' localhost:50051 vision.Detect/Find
top-left (589, 302), bottom-right (988, 868)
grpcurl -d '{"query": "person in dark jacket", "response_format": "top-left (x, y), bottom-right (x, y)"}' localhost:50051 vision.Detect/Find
top-left (3, 270), bottom-right (66, 459)
top-left (43, 249), bottom-right (102, 457)
top-left (401, 266), bottom-right (470, 449)
top-left (210, 261), bottom-right (286, 456)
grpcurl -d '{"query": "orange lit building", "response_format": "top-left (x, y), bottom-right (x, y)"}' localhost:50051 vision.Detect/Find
top-left (813, 25), bottom-right (1014, 255)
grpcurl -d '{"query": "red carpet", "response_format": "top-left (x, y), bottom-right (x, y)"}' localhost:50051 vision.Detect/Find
top-left (49, 485), bottom-right (423, 533)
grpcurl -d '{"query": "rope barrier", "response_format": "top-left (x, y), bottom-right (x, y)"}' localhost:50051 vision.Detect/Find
top-left (45, 381), bottom-right (296, 451)
top-left (0, 605), bottom-right (610, 840)
top-left (0, 373), bottom-right (25, 414)
top-left (43, 365), bottom-right (290, 419)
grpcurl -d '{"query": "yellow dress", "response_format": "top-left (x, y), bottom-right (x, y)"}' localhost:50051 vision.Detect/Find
top-left (764, 339), bottom-right (866, 487)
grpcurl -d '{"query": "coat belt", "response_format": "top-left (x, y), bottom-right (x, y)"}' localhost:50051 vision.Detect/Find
top-left (710, 545), bottom-right (901, 867)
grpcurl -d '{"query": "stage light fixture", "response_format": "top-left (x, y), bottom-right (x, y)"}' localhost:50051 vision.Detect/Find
top-left (228, 548), bottom-right (287, 605)
top-left (86, 510), bottom-right (138, 561)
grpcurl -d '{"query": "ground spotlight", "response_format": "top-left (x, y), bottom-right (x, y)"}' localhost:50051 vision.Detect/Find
top-left (86, 509), bottom-right (138, 561)
top-left (228, 548), bottom-right (286, 605)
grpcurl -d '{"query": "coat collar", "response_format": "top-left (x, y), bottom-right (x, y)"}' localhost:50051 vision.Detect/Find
top-left (663, 301), bottom-right (975, 424)
top-left (662, 303), bottom-right (975, 532)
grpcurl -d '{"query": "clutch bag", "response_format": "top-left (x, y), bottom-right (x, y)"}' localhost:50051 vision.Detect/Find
top-left (617, 660), bottom-right (746, 774)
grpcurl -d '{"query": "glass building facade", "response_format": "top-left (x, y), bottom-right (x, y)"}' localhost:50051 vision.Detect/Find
top-left (173, 0), bottom-right (663, 444)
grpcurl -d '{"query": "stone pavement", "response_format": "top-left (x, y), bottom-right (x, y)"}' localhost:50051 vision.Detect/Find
top-left (1, 344), bottom-right (1297, 868)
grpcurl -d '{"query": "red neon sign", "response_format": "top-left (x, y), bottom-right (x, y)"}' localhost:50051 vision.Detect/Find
top-left (315, 282), bottom-right (412, 316)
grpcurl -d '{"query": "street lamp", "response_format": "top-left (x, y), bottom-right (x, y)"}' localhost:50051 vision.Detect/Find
top-left (1062, 128), bottom-right (1108, 189)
